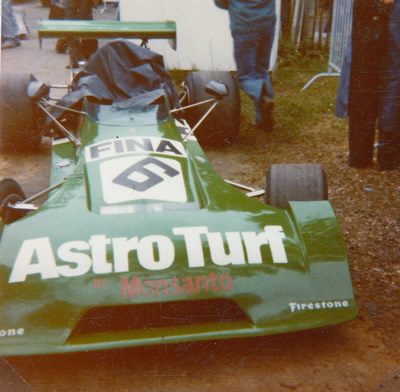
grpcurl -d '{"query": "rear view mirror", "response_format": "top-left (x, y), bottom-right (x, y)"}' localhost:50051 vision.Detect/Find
top-left (27, 80), bottom-right (50, 101)
top-left (204, 80), bottom-right (229, 100)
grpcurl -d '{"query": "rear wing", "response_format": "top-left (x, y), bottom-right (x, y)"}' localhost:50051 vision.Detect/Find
top-left (37, 20), bottom-right (177, 50)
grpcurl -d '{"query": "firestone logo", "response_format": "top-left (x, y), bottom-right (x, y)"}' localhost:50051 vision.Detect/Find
top-left (8, 225), bottom-right (288, 283)
top-left (0, 328), bottom-right (24, 338)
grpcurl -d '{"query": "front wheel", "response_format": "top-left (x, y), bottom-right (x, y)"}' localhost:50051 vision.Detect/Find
top-left (184, 71), bottom-right (240, 146)
top-left (0, 178), bottom-right (27, 224)
top-left (265, 164), bottom-right (328, 209)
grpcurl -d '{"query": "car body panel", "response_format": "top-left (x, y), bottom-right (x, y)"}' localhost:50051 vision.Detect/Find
top-left (0, 97), bottom-right (357, 356)
top-left (0, 35), bottom-right (357, 356)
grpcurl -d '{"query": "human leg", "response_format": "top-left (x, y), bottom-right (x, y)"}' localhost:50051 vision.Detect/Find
top-left (232, 31), bottom-right (273, 129)
top-left (335, 38), bottom-right (352, 119)
top-left (64, 0), bottom-right (97, 65)
top-left (1, 0), bottom-right (20, 49)
top-left (77, 0), bottom-right (98, 60)
top-left (378, 0), bottom-right (400, 169)
top-left (347, 0), bottom-right (389, 168)
top-left (348, 116), bottom-right (376, 168)
top-left (348, 64), bottom-right (379, 167)
top-left (64, 0), bottom-right (81, 66)
top-left (255, 22), bottom-right (275, 96)
top-left (377, 130), bottom-right (400, 169)
top-left (255, 25), bottom-right (275, 130)
top-left (348, 72), bottom-right (379, 168)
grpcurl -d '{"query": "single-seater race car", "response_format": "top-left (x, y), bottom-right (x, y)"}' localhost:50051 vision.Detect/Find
top-left (0, 38), bottom-right (357, 356)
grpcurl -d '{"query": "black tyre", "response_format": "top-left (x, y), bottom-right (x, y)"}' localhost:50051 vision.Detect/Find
top-left (184, 71), bottom-right (240, 146)
top-left (265, 164), bottom-right (328, 209)
top-left (0, 73), bottom-right (42, 152)
top-left (0, 178), bottom-right (27, 224)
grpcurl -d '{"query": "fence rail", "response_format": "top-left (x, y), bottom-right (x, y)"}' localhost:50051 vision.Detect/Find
top-left (302, 0), bottom-right (353, 90)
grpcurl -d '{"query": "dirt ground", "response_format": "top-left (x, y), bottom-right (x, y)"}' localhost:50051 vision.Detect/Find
top-left (1, 1), bottom-right (400, 391)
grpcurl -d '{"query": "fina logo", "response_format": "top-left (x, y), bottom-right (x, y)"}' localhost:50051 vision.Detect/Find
top-left (85, 137), bottom-right (187, 162)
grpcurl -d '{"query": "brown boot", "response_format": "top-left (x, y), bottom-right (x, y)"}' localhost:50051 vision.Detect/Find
top-left (258, 96), bottom-right (274, 131)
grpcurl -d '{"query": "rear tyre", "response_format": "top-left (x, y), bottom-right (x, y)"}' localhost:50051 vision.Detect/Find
top-left (184, 71), bottom-right (240, 146)
top-left (0, 178), bottom-right (27, 224)
top-left (0, 73), bottom-right (42, 152)
top-left (265, 164), bottom-right (328, 209)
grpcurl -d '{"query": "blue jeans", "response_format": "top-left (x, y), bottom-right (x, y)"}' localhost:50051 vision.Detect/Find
top-left (334, 38), bottom-right (352, 119)
top-left (1, 0), bottom-right (18, 40)
top-left (232, 23), bottom-right (275, 124)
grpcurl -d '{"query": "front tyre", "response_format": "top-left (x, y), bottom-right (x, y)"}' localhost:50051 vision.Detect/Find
top-left (184, 71), bottom-right (240, 146)
top-left (0, 178), bottom-right (27, 224)
top-left (265, 164), bottom-right (328, 209)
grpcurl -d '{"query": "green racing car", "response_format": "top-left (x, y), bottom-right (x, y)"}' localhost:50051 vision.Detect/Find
top-left (0, 39), bottom-right (357, 356)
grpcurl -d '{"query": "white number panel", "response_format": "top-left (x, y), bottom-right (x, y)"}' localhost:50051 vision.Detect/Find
top-left (100, 156), bottom-right (187, 204)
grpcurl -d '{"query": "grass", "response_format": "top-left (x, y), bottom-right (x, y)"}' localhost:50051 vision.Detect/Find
top-left (272, 52), bottom-right (339, 136)
top-left (169, 44), bottom-right (347, 160)
top-left (170, 47), bottom-right (339, 140)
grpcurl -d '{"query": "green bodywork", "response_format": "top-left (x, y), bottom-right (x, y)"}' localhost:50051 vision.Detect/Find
top-left (0, 98), bottom-right (357, 356)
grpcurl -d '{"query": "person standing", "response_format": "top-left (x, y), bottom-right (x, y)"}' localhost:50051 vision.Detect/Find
top-left (64, 0), bottom-right (99, 67)
top-left (215, 0), bottom-right (276, 131)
